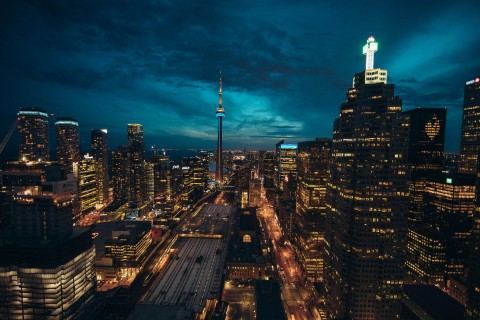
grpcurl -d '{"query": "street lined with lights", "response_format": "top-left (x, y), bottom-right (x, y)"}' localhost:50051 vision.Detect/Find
top-left (257, 191), bottom-right (322, 320)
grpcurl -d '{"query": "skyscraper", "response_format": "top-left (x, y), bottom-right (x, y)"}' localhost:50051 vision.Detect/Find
top-left (275, 140), bottom-right (297, 190)
top-left (127, 124), bottom-right (147, 204)
top-left (262, 151), bottom-right (275, 188)
top-left (91, 129), bottom-right (109, 206)
top-left (216, 72), bottom-right (225, 183)
top-left (324, 36), bottom-right (410, 319)
top-left (78, 153), bottom-right (97, 220)
top-left (112, 145), bottom-right (128, 204)
top-left (459, 77), bottom-right (480, 174)
top-left (294, 138), bottom-right (331, 281)
top-left (466, 157), bottom-right (480, 319)
top-left (403, 108), bottom-right (446, 223)
top-left (127, 124), bottom-right (145, 158)
top-left (17, 107), bottom-right (50, 162)
top-left (55, 117), bottom-right (81, 174)
top-left (404, 108), bottom-right (446, 172)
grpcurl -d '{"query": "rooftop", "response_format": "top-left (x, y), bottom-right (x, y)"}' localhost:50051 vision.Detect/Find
top-left (402, 284), bottom-right (464, 320)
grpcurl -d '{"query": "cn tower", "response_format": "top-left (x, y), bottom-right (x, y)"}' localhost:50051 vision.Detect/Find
top-left (215, 72), bottom-right (225, 183)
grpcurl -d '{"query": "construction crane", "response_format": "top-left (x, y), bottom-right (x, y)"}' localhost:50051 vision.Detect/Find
top-left (0, 118), bottom-right (18, 156)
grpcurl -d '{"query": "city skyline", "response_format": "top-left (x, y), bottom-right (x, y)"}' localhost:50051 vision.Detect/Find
top-left (1, 1), bottom-right (479, 154)
top-left (1, 8), bottom-right (480, 317)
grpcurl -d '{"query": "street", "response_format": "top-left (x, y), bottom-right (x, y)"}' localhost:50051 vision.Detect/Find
top-left (257, 191), bottom-right (322, 320)
top-left (222, 282), bottom-right (255, 320)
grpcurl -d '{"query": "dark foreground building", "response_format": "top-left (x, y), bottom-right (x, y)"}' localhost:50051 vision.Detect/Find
top-left (0, 162), bottom-right (95, 319)
top-left (466, 158), bottom-right (480, 319)
top-left (254, 280), bottom-right (287, 320)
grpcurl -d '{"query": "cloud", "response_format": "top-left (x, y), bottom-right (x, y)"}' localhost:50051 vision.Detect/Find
top-left (0, 0), bottom-right (478, 154)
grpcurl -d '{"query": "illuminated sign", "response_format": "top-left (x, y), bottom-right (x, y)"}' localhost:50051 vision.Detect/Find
top-left (466, 78), bottom-right (479, 85)
top-left (182, 166), bottom-right (190, 170)
top-left (280, 144), bottom-right (297, 149)
top-left (446, 178), bottom-right (452, 184)
top-left (172, 165), bottom-right (179, 169)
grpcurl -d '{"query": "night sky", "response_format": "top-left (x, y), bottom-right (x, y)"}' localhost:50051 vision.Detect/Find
top-left (1, 1), bottom-right (479, 156)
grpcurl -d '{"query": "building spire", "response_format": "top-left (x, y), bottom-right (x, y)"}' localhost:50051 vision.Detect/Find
top-left (219, 70), bottom-right (223, 108)
top-left (216, 70), bottom-right (225, 116)
top-left (363, 35), bottom-right (378, 70)
top-left (215, 70), bottom-right (225, 184)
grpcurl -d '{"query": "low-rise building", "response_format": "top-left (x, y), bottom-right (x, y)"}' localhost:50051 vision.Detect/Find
top-left (226, 208), bottom-right (266, 280)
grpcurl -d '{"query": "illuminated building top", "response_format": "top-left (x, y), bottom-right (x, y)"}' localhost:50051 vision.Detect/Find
top-left (353, 36), bottom-right (387, 86)
top-left (18, 107), bottom-right (48, 119)
top-left (363, 35), bottom-right (378, 70)
top-left (466, 77), bottom-right (480, 85)
top-left (55, 119), bottom-right (79, 126)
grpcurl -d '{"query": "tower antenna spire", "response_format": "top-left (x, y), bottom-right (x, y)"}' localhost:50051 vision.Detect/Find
top-left (219, 70), bottom-right (223, 108)
top-left (215, 71), bottom-right (225, 184)
top-left (363, 35), bottom-right (378, 70)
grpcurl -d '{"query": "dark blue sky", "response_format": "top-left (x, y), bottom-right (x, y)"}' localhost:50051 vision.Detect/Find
top-left (1, 0), bottom-right (479, 155)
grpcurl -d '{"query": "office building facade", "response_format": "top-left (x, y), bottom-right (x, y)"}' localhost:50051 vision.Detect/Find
top-left (294, 138), bottom-right (331, 281)
top-left (127, 124), bottom-right (147, 204)
top-left (78, 154), bottom-right (97, 220)
top-left (466, 158), bottom-right (480, 319)
top-left (459, 77), bottom-right (480, 174)
top-left (55, 117), bottom-right (81, 174)
top-left (275, 140), bottom-right (297, 190)
top-left (91, 129), bottom-right (109, 207)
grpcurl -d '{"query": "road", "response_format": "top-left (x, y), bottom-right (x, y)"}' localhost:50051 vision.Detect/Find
top-left (257, 191), bottom-right (322, 320)
top-left (222, 282), bottom-right (255, 320)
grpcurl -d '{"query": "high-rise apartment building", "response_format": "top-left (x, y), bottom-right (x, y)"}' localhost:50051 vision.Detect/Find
top-left (0, 162), bottom-right (95, 319)
top-left (91, 129), bottom-right (109, 207)
top-left (459, 77), bottom-right (480, 174)
top-left (55, 117), bottom-right (81, 174)
top-left (294, 138), bottom-right (331, 282)
top-left (17, 107), bottom-right (50, 162)
top-left (324, 36), bottom-right (410, 319)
